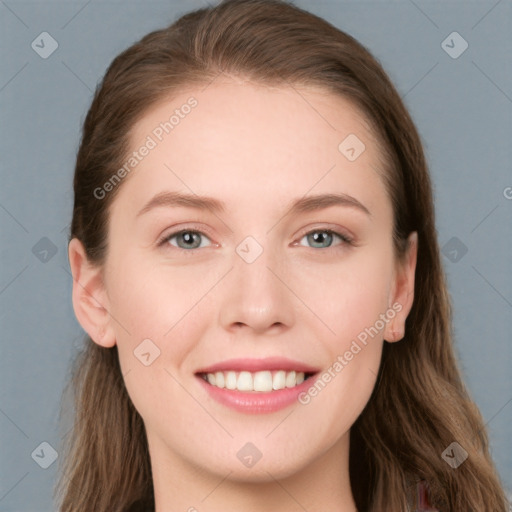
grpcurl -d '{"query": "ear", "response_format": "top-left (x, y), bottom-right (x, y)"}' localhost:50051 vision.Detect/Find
top-left (384, 231), bottom-right (418, 343)
top-left (68, 238), bottom-right (116, 348)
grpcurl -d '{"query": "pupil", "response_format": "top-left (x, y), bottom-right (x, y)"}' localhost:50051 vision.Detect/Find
top-left (310, 231), bottom-right (331, 247)
top-left (182, 232), bottom-right (197, 247)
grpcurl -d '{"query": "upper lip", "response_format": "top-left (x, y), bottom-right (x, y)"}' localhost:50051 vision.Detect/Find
top-left (195, 357), bottom-right (320, 375)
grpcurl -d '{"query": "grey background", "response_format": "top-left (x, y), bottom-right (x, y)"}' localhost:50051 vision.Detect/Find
top-left (1, 0), bottom-right (511, 510)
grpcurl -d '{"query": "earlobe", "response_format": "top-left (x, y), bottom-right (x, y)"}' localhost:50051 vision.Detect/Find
top-left (384, 231), bottom-right (418, 343)
top-left (67, 238), bottom-right (116, 348)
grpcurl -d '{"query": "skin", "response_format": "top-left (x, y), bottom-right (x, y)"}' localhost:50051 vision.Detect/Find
top-left (68, 76), bottom-right (417, 512)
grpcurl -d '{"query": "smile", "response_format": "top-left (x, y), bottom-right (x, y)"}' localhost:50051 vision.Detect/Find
top-left (200, 370), bottom-right (313, 392)
top-left (195, 357), bottom-right (320, 413)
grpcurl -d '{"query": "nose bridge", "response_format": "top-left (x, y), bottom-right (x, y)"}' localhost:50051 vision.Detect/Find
top-left (236, 234), bottom-right (277, 292)
top-left (218, 233), bottom-right (295, 332)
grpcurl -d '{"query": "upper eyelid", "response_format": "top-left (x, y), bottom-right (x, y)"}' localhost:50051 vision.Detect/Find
top-left (159, 225), bottom-right (353, 247)
top-left (296, 224), bottom-right (353, 240)
top-left (159, 229), bottom-right (213, 247)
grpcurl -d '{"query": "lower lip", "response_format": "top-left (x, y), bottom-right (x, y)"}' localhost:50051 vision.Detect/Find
top-left (196, 374), bottom-right (318, 414)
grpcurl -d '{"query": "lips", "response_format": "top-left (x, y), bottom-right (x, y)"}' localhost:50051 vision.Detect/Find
top-left (195, 357), bottom-right (319, 391)
top-left (195, 356), bottom-right (320, 375)
top-left (194, 357), bottom-right (320, 413)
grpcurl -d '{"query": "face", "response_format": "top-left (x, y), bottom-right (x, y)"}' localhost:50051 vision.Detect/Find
top-left (70, 77), bottom-right (416, 484)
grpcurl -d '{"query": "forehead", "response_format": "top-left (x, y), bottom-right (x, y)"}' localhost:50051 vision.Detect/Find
top-left (114, 79), bottom-right (389, 219)
top-left (131, 78), bottom-right (381, 159)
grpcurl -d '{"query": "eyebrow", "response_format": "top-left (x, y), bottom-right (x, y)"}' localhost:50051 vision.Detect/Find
top-left (136, 191), bottom-right (371, 218)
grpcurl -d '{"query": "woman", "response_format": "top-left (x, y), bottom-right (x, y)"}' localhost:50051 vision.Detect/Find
top-left (55, 0), bottom-right (509, 510)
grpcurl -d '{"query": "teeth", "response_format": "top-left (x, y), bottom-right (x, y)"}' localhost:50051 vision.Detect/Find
top-left (273, 370), bottom-right (286, 390)
top-left (237, 371), bottom-right (253, 391)
top-left (214, 371), bottom-right (224, 388)
top-left (285, 370), bottom-right (296, 388)
top-left (203, 370), bottom-right (307, 392)
top-left (253, 371), bottom-right (272, 392)
top-left (225, 371), bottom-right (237, 390)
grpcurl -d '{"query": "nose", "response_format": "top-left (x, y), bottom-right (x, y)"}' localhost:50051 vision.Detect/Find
top-left (217, 239), bottom-right (296, 336)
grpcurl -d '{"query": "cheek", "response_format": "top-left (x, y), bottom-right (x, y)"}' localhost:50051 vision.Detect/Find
top-left (107, 249), bottom-right (194, 333)
top-left (111, 296), bottom-right (211, 433)
top-left (105, 253), bottom-right (210, 383)
top-left (301, 251), bottom-right (392, 426)
top-left (295, 267), bottom-right (390, 440)
top-left (294, 249), bottom-right (393, 340)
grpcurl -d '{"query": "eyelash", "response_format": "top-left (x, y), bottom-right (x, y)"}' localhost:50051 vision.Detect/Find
top-left (157, 225), bottom-right (354, 254)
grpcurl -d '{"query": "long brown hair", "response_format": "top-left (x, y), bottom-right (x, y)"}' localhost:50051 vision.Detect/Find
top-left (55, 1), bottom-right (509, 510)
